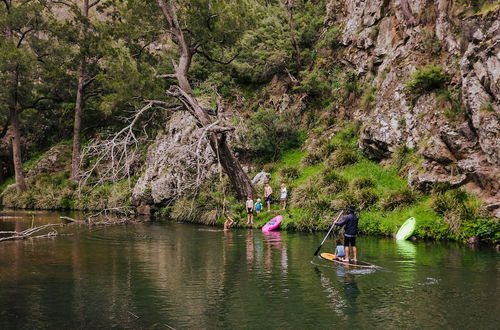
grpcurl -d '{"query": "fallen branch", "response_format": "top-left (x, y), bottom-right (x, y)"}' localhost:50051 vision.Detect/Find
top-left (0, 223), bottom-right (63, 242)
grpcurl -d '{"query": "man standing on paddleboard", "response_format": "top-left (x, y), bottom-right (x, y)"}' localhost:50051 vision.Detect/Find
top-left (334, 205), bottom-right (359, 262)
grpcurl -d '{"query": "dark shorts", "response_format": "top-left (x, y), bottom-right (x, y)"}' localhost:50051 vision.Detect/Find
top-left (344, 235), bottom-right (356, 247)
top-left (247, 208), bottom-right (253, 214)
top-left (265, 195), bottom-right (272, 203)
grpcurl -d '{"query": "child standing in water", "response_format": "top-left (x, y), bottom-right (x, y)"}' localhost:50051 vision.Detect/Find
top-left (280, 183), bottom-right (287, 210)
top-left (223, 211), bottom-right (235, 231)
top-left (264, 183), bottom-right (273, 212)
top-left (245, 196), bottom-right (254, 225)
top-left (255, 198), bottom-right (263, 215)
top-left (334, 238), bottom-right (346, 260)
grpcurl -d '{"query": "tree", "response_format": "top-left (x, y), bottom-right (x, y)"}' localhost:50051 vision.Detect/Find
top-left (281, 0), bottom-right (301, 72)
top-left (0, 0), bottom-right (53, 193)
top-left (155, 0), bottom-right (254, 199)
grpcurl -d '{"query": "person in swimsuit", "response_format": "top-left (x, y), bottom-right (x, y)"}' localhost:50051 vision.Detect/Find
top-left (264, 183), bottom-right (273, 212)
top-left (245, 196), bottom-right (254, 225)
top-left (334, 205), bottom-right (359, 262)
top-left (280, 183), bottom-right (287, 210)
top-left (223, 211), bottom-right (235, 231)
top-left (255, 198), bottom-right (263, 215)
top-left (333, 238), bottom-right (345, 260)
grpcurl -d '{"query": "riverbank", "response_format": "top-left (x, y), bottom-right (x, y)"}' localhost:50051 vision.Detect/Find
top-left (1, 127), bottom-right (498, 245)
top-left (165, 127), bottom-right (499, 245)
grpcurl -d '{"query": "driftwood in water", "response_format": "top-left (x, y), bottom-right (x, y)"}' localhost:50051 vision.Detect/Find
top-left (60, 216), bottom-right (87, 224)
top-left (0, 223), bottom-right (62, 242)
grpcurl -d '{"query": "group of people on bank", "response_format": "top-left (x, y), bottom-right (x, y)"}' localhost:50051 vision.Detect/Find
top-left (244, 182), bottom-right (287, 225)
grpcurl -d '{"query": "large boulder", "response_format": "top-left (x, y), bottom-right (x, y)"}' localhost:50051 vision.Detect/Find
top-left (252, 172), bottom-right (271, 185)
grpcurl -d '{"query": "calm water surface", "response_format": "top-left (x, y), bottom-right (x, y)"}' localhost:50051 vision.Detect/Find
top-left (0, 210), bottom-right (499, 329)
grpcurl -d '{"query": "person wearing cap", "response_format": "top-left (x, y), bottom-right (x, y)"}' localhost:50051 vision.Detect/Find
top-left (334, 205), bottom-right (359, 262)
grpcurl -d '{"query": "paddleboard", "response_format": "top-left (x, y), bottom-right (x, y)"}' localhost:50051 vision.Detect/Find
top-left (262, 215), bottom-right (282, 232)
top-left (396, 217), bottom-right (416, 240)
top-left (319, 252), bottom-right (375, 268)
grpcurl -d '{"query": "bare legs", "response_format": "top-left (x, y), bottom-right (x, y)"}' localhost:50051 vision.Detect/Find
top-left (344, 246), bottom-right (357, 262)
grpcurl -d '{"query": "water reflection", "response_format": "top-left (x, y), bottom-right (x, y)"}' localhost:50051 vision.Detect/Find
top-left (395, 240), bottom-right (417, 260)
top-left (0, 212), bottom-right (499, 329)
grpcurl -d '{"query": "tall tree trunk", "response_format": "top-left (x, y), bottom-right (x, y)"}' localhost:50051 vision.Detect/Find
top-left (71, 58), bottom-right (86, 181)
top-left (209, 134), bottom-right (254, 199)
top-left (285, 0), bottom-right (301, 72)
top-left (157, 0), bottom-right (254, 199)
top-left (70, 0), bottom-right (89, 182)
top-left (9, 106), bottom-right (26, 193)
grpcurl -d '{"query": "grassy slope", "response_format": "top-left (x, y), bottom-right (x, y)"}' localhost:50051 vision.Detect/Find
top-left (234, 147), bottom-right (444, 240)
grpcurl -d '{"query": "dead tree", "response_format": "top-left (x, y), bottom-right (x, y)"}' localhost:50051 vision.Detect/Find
top-left (156, 0), bottom-right (254, 199)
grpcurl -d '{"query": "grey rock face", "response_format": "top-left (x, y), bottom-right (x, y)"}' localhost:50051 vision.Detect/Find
top-left (326, 0), bottom-right (499, 209)
top-left (132, 112), bottom-right (216, 206)
top-left (252, 172), bottom-right (271, 185)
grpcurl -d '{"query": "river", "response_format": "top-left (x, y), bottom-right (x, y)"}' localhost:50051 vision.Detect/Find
top-left (0, 210), bottom-right (499, 329)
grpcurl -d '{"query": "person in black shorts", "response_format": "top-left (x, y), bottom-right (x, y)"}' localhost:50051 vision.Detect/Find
top-left (334, 205), bottom-right (359, 262)
top-left (245, 196), bottom-right (254, 225)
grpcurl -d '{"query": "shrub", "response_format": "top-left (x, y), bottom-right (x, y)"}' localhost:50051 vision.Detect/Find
top-left (321, 169), bottom-right (348, 193)
top-left (380, 188), bottom-right (418, 210)
top-left (351, 177), bottom-right (375, 190)
top-left (356, 188), bottom-right (379, 209)
top-left (280, 166), bottom-right (301, 181)
top-left (326, 147), bottom-right (360, 168)
top-left (361, 86), bottom-right (377, 110)
top-left (318, 25), bottom-right (341, 49)
top-left (235, 107), bottom-right (301, 161)
top-left (431, 189), bottom-right (469, 216)
top-left (318, 139), bottom-right (338, 157)
top-left (405, 65), bottom-right (448, 103)
top-left (301, 151), bottom-right (323, 166)
top-left (330, 191), bottom-right (359, 212)
top-left (290, 179), bottom-right (322, 209)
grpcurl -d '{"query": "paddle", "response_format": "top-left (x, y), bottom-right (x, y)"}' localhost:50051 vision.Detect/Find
top-left (313, 210), bottom-right (344, 256)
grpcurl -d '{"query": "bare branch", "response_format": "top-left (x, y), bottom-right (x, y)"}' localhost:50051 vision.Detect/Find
top-left (158, 73), bottom-right (177, 79)
top-left (89, 0), bottom-right (100, 8)
top-left (16, 28), bottom-right (34, 48)
top-left (195, 48), bottom-right (239, 65)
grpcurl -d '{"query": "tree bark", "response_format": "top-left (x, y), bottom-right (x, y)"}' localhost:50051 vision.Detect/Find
top-left (70, 0), bottom-right (89, 182)
top-left (157, 0), bottom-right (254, 199)
top-left (71, 58), bottom-right (86, 181)
top-left (9, 106), bottom-right (26, 193)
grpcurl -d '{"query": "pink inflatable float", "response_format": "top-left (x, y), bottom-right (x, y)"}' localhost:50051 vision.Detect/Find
top-left (262, 215), bottom-right (282, 232)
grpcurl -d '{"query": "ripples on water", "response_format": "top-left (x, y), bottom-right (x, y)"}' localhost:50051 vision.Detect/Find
top-left (0, 210), bottom-right (499, 329)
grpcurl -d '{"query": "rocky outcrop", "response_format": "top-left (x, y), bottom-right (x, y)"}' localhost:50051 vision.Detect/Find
top-left (131, 112), bottom-right (216, 207)
top-left (325, 1), bottom-right (499, 210)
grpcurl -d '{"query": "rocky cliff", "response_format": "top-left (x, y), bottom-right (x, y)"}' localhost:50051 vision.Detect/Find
top-left (132, 0), bottom-right (499, 217)
top-left (323, 0), bottom-right (499, 215)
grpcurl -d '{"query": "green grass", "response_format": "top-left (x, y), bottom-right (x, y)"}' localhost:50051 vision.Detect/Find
top-left (0, 177), bottom-right (15, 193)
top-left (339, 159), bottom-right (406, 194)
top-left (360, 197), bottom-right (442, 236)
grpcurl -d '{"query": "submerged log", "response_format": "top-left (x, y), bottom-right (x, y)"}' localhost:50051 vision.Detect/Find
top-left (0, 223), bottom-right (62, 242)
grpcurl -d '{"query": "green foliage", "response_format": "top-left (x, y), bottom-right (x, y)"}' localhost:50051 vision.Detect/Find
top-left (280, 166), bottom-right (301, 181)
top-left (326, 146), bottom-right (360, 168)
top-left (321, 168), bottom-right (348, 193)
top-left (351, 177), bottom-right (375, 190)
top-left (235, 107), bottom-right (301, 161)
top-left (356, 188), bottom-right (379, 209)
top-left (301, 151), bottom-right (323, 166)
top-left (318, 26), bottom-right (342, 49)
top-left (405, 65), bottom-right (448, 104)
top-left (380, 188), bottom-right (418, 211)
top-left (360, 86), bottom-right (377, 110)
top-left (437, 89), bottom-right (467, 121)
